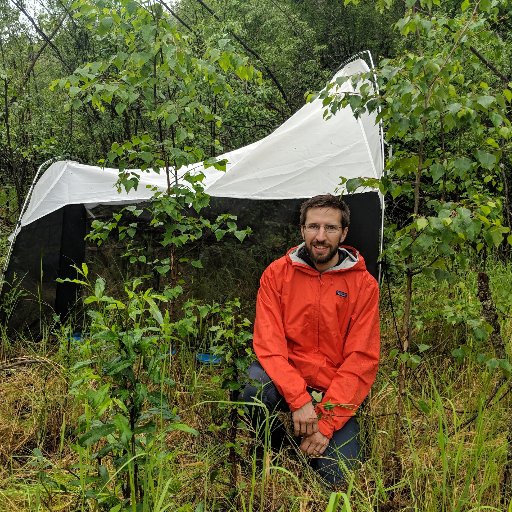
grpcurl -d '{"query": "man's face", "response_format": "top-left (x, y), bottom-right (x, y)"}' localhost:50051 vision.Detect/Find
top-left (300, 207), bottom-right (348, 271)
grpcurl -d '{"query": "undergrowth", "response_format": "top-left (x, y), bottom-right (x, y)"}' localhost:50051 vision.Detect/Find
top-left (0, 261), bottom-right (510, 511)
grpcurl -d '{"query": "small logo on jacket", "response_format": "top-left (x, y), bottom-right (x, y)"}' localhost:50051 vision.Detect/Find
top-left (336, 290), bottom-right (348, 298)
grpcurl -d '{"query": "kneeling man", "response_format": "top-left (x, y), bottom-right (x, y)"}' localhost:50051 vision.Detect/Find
top-left (242, 194), bottom-right (380, 485)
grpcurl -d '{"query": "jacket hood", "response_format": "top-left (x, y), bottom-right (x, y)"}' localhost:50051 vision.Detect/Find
top-left (287, 243), bottom-right (365, 273)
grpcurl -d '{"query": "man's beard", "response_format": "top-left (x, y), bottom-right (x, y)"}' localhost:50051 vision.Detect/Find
top-left (306, 243), bottom-right (339, 265)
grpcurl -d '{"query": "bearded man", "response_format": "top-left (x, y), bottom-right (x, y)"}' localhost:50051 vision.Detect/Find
top-left (242, 194), bottom-right (380, 485)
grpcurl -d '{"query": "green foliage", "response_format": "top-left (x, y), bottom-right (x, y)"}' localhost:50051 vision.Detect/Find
top-left (60, 264), bottom-right (190, 509)
top-left (3, 1), bottom-right (512, 509)
top-left (207, 298), bottom-right (253, 394)
top-left (325, 491), bottom-right (352, 512)
top-left (85, 182), bottom-right (252, 284)
top-left (49, 0), bottom-right (256, 291)
top-left (54, 262), bottom-right (255, 509)
top-left (0, 0), bottom-right (403, 214)
top-left (2, 261), bottom-right (512, 511)
top-left (173, 297), bottom-right (253, 393)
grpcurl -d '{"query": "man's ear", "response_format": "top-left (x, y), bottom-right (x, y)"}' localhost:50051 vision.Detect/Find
top-left (300, 226), bottom-right (305, 240)
top-left (340, 226), bottom-right (349, 243)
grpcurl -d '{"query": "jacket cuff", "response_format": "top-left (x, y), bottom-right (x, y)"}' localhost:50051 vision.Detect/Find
top-left (316, 407), bottom-right (352, 439)
top-left (317, 419), bottom-right (334, 439)
top-left (288, 391), bottom-right (313, 412)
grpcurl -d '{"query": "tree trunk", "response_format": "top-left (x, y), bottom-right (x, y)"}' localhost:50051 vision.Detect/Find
top-left (476, 271), bottom-right (506, 359)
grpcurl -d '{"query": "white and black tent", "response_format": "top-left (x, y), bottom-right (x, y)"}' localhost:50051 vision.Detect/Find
top-left (1, 56), bottom-right (384, 334)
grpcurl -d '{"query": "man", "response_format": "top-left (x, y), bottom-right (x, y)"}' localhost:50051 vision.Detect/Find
top-left (242, 194), bottom-right (380, 485)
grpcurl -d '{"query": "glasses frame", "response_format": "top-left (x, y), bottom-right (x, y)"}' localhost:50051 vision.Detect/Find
top-left (303, 223), bottom-right (344, 234)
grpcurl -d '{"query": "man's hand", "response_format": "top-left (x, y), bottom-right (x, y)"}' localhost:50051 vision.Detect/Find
top-left (292, 401), bottom-right (318, 436)
top-left (299, 431), bottom-right (329, 457)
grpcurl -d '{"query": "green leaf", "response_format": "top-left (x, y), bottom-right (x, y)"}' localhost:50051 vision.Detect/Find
top-left (500, 359), bottom-right (512, 377)
top-left (453, 157), bottom-right (472, 177)
top-left (69, 85), bottom-right (82, 98)
top-left (98, 17), bottom-right (114, 36)
top-left (215, 229), bottom-right (227, 241)
top-left (490, 113), bottom-right (503, 128)
top-left (57, 277), bottom-right (88, 286)
top-left (235, 66), bottom-right (249, 81)
top-left (483, 226), bottom-right (505, 247)
top-left (71, 359), bottom-right (93, 371)
top-left (430, 163), bottom-right (444, 183)
top-left (417, 399), bottom-right (431, 414)
top-left (169, 423), bottom-right (199, 435)
top-left (115, 102), bottom-right (126, 116)
top-left (234, 230), bottom-right (247, 242)
top-left (475, 150), bottom-right (496, 170)
top-left (416, 217), bottom-right (428, 230)
top-left (104, 359), bottom-right (132, 376)
top-left (486, 358), bottom-right (499, 371)
top-left (476, 95), bottom-right (495, 109)
top-left (113, 414), bottom-right (132, 444)
top-left (79, 423), bottom-right (116, 447)
top-left (156, 264), bottom-right (170, 275)
top-left (140, 151), bottom-right (153, 163)
top-left (345, 177), bottom-right (363, 193)
top-left (95, 277), bottom-right (106, 298)
top-left (190, 259), bottom-right (203, 268)
top-left (146, 297), bottom-right (164, 325)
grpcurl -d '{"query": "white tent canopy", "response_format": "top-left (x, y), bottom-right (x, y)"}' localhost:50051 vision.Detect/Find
top-left (16, 57), bottom-right (383, 232)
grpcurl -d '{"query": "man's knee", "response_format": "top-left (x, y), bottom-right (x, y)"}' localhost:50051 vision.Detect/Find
top-left (240, 361), bottom-right (284, 410)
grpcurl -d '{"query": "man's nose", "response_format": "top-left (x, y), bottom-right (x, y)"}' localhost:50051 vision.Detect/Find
top-left (315, 226), bottom-right (328, 240)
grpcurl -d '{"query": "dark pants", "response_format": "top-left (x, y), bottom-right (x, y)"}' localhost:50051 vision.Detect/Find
top-left (241, 361), bottom-right (362, 486)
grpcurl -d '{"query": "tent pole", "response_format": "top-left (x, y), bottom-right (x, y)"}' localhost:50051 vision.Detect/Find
top-left (0, 157), bottom-right (60, 295)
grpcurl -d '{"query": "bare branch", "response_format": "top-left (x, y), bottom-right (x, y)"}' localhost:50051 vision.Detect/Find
top-left (9, 0), bottom-right (72, 72)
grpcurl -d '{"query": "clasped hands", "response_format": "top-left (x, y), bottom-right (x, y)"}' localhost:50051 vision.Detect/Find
top-left (292, 401), bottom-right (329, 457)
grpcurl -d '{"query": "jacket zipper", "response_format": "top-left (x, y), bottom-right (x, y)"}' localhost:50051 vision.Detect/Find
top-left (317, 274), bottom-right (323, 350)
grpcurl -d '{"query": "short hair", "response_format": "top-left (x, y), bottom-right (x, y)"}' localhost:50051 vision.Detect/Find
top-left (299, 194), bottom-right (350, 228)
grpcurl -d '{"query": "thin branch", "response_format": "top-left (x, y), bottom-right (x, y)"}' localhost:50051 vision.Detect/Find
top-left (22, 13), bottom-right (67, 87)
top-left (456, 376), bottom-right (507, 432)
top-left (501, 164), bottom-right (512, 231)
top-left (158, 0), bottom-right (197, 34)
top-left (0, 35), bottom-right (11, 149)
top-left (468, 44), bottom-right (511, 84)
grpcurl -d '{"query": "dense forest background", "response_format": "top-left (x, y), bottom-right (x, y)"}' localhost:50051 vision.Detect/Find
top-left (1, 0), bottom-right (512, 511)
top-left (0, 0), bottom-right (402, 221)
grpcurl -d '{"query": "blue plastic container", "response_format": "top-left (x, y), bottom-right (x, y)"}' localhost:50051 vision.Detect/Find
top-left (196, 352), bottom-right (223, 364)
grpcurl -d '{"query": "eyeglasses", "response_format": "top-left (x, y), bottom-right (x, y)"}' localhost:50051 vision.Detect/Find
top-left (303, 223), bottom-right (343, 234)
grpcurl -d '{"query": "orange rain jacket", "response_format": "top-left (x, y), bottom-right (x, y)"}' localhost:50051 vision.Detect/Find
top-left (253, 244), bottom-right (380, 439)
